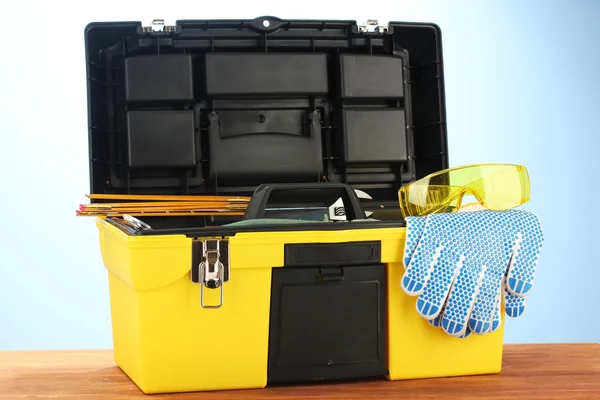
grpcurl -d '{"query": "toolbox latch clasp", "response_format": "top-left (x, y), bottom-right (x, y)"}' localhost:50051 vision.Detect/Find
top-left (197, 239), bottom-right (230, 309)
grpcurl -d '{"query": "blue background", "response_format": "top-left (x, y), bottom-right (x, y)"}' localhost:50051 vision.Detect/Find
top-left (1, 0), bottom-right (598, 349)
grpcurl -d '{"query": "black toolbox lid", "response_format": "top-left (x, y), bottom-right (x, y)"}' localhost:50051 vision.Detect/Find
top-left (84, 16), bottom-right (448, 217)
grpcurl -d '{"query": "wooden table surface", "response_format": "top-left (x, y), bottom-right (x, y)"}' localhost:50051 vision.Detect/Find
top-left (1, 343), bottom-right (599, 399)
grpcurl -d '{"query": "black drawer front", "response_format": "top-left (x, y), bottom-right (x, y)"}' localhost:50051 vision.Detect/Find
top-left (267, 263), bottom-right (387, 384)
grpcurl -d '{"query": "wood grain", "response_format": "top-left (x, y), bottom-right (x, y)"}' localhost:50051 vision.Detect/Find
top-left (1, 343), bottom-right (599, 399)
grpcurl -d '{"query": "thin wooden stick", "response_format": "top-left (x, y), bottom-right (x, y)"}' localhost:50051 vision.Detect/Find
top-left (82, 201), bottom-right (246, 208)
top-left (78, 211), bottom-right (245, 217)
top-left (86, 194), bottom-right (251, 202)
top-left (81, 203), bottom-right (247, 212)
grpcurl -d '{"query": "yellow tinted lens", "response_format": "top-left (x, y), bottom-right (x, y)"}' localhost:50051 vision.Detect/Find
top-left (398, 183), bottom-right (462, 216)
top-left (398, 164), bottom-right (530, 217)
top-left (469, 166), bottom-right (530, 210)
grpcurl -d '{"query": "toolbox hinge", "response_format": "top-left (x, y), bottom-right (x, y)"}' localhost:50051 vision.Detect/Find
top-left (142, 19), bottom-right (177, 34)
top-left (358, 19), bottom-right (389, 33)
top-left (192, 238), bottom-right (230, 309)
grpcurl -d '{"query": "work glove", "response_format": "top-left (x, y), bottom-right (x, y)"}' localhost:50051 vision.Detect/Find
top-left (401, 208), bottom-right (544, 337)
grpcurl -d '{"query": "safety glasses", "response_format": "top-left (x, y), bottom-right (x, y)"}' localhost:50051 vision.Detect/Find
top-left (398, 164), bottom-right (530, 217)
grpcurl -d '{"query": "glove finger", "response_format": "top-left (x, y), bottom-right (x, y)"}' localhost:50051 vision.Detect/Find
top-left (469, 265), bottom-right (504, 334)
top-left (416, 248), bottom-right (461, 319)
top-left (441, 260), bottom-right (485, 337)
top-left (428, 307), bottom-right (474, 339)
top-left (489, 287), bottom-right (503, 333)
top-left (403, 216), bottom-right (427, 267)
top-left (503, 278), bottom-right (526, 317)
top-left (457, 328), bottom-right (472, 339)
top-left (506, 212), bottom-right (544, 297)
top-left (402, 244), bottom-right (440, 295)
top-left (428, 305), bottom-right (445, 328)
top-left (427, 303), bottom-right (474, 339)
top-left (401, 223), bottom-right (442, 296)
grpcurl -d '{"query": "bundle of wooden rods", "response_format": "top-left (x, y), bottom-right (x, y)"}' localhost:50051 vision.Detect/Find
top-left (76, 194), bottom-right (251, 217)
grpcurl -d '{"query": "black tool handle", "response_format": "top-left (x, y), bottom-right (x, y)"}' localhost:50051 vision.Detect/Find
top-left (243, 183), bottom-right (366, 221)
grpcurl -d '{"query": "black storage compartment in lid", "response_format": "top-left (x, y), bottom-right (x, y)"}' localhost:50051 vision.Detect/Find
top-left (208, 107), bottom-right (323, 186)
top-left (339, 54), bottom-right (405, 98)
top-left (206, 53), bottom-right (329, 95)
top-left (341, 109), bottom-right (407, 163)
top-left (127, 111), bottom-right (197, 168)
top-left (84, 16), bottom-right (448, 203)
top-left (125, 54), bottom-right (195, 101)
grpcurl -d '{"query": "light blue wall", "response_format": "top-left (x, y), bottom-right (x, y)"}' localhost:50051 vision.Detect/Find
top-left (1, 0), bottom-right (598, 350)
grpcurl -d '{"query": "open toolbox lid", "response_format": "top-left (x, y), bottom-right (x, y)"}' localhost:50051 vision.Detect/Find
top-left (84, 16), bottom-right (449, 234)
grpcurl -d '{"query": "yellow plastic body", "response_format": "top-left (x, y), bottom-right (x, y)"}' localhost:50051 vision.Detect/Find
top-left (97, 218), bottom-right (504, 394)
top-left (387, 264), bottom-right (504, 380)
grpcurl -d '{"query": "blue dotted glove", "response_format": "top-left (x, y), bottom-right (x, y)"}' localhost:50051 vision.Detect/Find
top-left (401, 209), bottom-right (544, 337)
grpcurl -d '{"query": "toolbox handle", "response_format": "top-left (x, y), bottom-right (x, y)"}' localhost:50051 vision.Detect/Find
top-left (243, 183), bottom-right (367, 221)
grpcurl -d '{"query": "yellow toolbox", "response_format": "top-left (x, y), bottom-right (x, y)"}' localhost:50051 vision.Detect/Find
top-left (84, 16), bottom-right (505, 394)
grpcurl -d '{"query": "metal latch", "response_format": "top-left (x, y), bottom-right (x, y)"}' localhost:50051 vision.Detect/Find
top-left (193, 239), bottom-right (230, 309)
top-left (358, 19), bottom-right (389, 33)
top-left (142, 19), bottom-right (176, 33)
